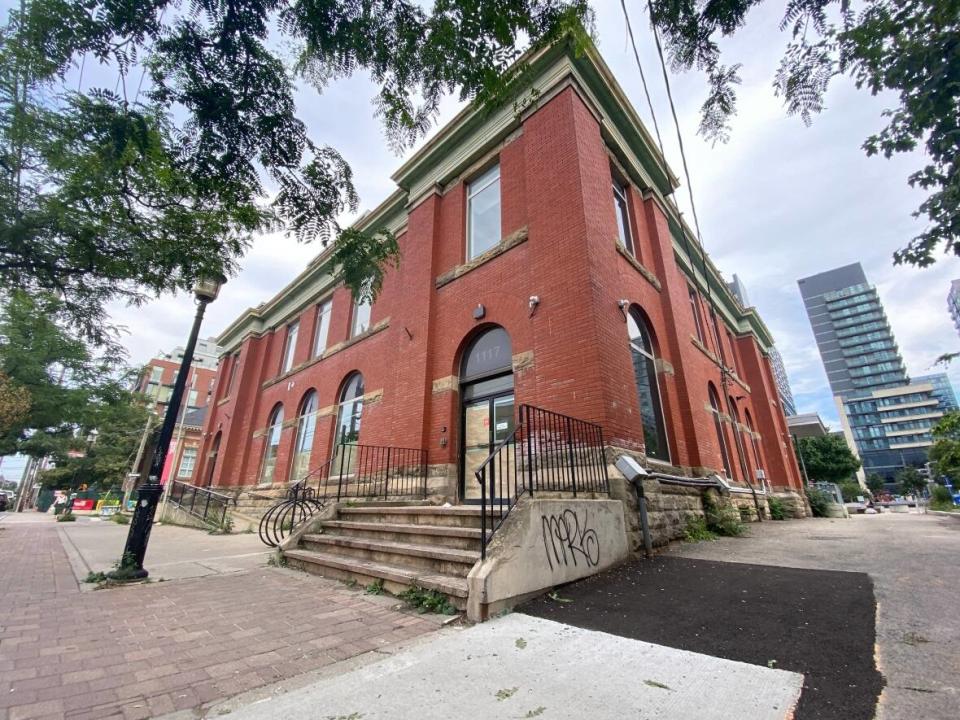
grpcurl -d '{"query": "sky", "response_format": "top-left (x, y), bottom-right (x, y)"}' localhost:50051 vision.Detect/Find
top-left (35, 1), bottom-right (960, 431)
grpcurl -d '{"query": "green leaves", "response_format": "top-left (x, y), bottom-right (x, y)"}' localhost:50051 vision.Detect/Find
top-left (1, 0), bottom-right (590, 345)
top-left (647, 0), bottom-right (960, 268)
top-left (794, 433), bottom-right (861, 483)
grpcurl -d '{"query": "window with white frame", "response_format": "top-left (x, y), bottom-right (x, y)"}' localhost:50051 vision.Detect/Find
top-left (612, 178), bottom-right (634, 256)
top-left (351, 297), bottom-right (371, 337)
top-left (314, 300), bottom-right (332, 356)
top-left (467, 164), bottom-right (501, 260)
top-left (177, 447), bottom-right (197, 478)
top-left (281, 321), bottom-right (298, 373)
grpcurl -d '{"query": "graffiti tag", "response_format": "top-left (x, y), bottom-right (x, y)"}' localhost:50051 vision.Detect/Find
top-left (541, 509), bottom-right (600, 571)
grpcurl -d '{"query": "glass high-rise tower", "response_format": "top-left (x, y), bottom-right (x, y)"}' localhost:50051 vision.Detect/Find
top-left (798, 263), bottom-right (947, 482)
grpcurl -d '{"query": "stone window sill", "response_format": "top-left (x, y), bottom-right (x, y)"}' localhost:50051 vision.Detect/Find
top-left (615, 242), bottom-right (661, 291)
top-left (435, 226), bottom-right (529, 289)
top-left (261, 318), bottom-right (390, 389)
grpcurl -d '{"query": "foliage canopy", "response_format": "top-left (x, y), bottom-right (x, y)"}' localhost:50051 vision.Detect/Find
top-left (794, 433), bottom-right (861, 483)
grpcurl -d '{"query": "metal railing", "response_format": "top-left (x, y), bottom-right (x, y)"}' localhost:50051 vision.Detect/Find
top-left (257, 442), bottom-right (428, 547)
top-left (168, 480), bottom-right (236, 529)
top-left (476, 404), bottom-right (609, 558)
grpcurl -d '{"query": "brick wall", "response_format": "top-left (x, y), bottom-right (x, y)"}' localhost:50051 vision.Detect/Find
top-left (195, 86), bottom-right (800, 499)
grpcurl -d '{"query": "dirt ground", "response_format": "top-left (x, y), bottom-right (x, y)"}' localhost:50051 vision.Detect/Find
top-left (522, 513), bottom-right (960, 720)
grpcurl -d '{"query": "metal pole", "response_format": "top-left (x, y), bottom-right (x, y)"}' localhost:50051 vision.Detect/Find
top-left (113, 299), bottom-right (210, 579)
top-left (158, 370), bottom-right (194, 521)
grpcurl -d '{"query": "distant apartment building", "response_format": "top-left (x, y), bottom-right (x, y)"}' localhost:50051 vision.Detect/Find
top-left (913, 373), bottom-right (959, 414)
top-left (134, 337), bottom-right (223, 483)
top-left (786, 413), bottom-right (829, 439)
top-left (948, 280), bottom-right (960, 337)
top-left (727, 275), bottom-right (796, 416)
top-left (799, 263), bottom-right (945, 481)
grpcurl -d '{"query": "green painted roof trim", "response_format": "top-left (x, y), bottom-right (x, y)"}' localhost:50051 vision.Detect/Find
top-left (216, 31), bottom-right (775, 355)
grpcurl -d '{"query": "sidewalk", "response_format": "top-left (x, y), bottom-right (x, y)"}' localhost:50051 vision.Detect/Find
top-left (0, 517), bottom-right (439, 719)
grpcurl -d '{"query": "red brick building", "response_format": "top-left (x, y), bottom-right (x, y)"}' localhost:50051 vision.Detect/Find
top-left (135, 338), bottom-right (221, 483)
top-left (195, 38), bottom-right (805, 508)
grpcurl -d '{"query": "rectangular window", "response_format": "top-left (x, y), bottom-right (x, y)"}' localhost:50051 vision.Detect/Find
top-left (709, 309), bottom-right (727, 365)
top-left (150, 366), bottom-right (163, 383)
top-left (314, 300), bottom-right (332, 356)
top-left (467, 164), bottom-right (501, 260)
top-left (281, 321), bottom-right (299, 373)
top-left (688, 285), bottom-right (705, 343)
top-left (177, 447), bottom-right (197, 478)
top-left (726, 331), bottom-right (738, 375)
top-left (188, 389), bottom-right (198, 407)
top-left (352, 297), bottom-right (371, 338)
top-left (613, 178), bottom-right (634, 256)
top-left (226, 352), bottom-right (240, 395)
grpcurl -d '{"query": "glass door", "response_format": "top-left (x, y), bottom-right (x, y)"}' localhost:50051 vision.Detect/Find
top-left (461, 392), bottom-right (515, 501)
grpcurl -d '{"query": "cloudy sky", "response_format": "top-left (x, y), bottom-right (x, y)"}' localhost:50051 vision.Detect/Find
top-left (88, 1), bottom-right (960, 430)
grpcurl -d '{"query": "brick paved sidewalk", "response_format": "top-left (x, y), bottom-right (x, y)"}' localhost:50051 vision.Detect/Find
top-left (0, 521), bottom-right (438, 719)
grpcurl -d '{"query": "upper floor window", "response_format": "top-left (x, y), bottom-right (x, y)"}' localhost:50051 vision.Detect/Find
top-left (281, 321), bottom-right (298, 373)
top-left (613, 178), bottom-right (634, 256)
top-left (258, 404), bottom-right (284, 485)
top-left (726, 330), bottom-right (739, 375)
top-left (314, 300), bottom-right (332, 356)
top-left (226, 352), bottom-right (240, 394)
top-left (351, 297), bottom-right (371, 337)
top-left (709, 308), bottom-right (727, 365)
top-left (467, 163), bottom-right (501, 260)
top-left (688, 285), bottom-right (705, 343)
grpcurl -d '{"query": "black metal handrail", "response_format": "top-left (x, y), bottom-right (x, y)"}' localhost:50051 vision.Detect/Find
top-left (258, 441), bottom-right (428, 547)
top-left (476, 404), bottom-right (609, 558)
top-left (168, 480), bottom-right (236, 528)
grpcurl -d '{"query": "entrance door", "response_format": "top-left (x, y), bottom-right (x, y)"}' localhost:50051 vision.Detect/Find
top-left (462, 392), bottom-right (516, 501)
top-left (459, 326), bottom-right (515, 502)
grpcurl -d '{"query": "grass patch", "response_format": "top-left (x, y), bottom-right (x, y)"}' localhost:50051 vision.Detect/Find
top-left (364, 578), bottom-right (385, 595)
top-left (397, 585), bottom-right (458, 615)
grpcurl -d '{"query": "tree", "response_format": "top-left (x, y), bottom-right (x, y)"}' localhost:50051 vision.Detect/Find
top-left (0, 370), bottom-right (31, 436)
top-left (647, 0), bottom-right (958, 269)
top-left (839, 480), bottom-right (865, 502)
top-left (0, 290), bottom-right (136, 460)
top-left (0, 0), bottom-right (591, 346)
top-left (865, 472), bottom-right (885, 493)
top-left (794, 434), bottom-right (861, 483)
top-left (929, 412), bottom-right (960, 483)
top-left (896, 466), bottom-right (927, 497)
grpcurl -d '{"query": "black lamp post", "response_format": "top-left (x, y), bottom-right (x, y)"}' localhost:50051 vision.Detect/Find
top-left (112, 274), bottom-right (225, 579)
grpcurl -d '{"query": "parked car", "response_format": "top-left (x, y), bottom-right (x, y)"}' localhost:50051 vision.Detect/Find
top-left (0, 492), bottom-right (9, 511)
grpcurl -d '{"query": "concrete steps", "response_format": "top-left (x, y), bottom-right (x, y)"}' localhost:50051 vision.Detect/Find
top-left (281, 503), bottom-right (487, 610)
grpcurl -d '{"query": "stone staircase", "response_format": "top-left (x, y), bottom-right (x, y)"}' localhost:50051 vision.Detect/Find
top-left (282, 504), bottom-right (491, 610)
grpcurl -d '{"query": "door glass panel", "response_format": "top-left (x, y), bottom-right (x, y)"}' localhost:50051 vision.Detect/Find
top-left (462, 399), bottom-right (490, 501)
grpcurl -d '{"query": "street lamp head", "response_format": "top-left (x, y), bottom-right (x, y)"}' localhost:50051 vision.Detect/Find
top-left (193, 273), bottom-right (226, 303)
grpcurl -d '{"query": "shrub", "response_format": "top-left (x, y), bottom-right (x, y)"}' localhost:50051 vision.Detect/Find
top-left (930, 484), bottom-right (955, 511)
top-left (839, 481), bottom-right (865, 503)
top-left (806, 487), bottom-right (832, 517)
top-left (683, 516), bottom-right (716, 542)
top-left (110, 512), bottom-right (129, 525)
top-left (767, 497), bottom-right (787, 521)
top-left (700, 494), bottom-right (746, 536)
top-left (56, 509), bottom-right (76, 522)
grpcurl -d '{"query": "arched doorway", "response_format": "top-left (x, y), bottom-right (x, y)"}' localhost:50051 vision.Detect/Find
top-left (460, 326), bottom-right (514, 501)
top-left (333, 372), bottom-right (364, 475)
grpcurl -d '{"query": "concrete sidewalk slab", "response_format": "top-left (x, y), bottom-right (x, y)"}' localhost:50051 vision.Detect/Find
top-left (220, 614), bottom-right (803, 720)
top-left (56, 518), bottom-right (271, 584)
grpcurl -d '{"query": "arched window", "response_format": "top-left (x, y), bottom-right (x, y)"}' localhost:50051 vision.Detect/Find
top-left (627, 308), bottom-right (670, 462)
top-left (744, 409), bottom-right (764, 482)
top-left (708, 384), bottom-right (733, 478)
top-left (727, 396), bottom-right (751, 483)
top-left (258, 404), bottom-right (284, 485)
top-left (335, 373), bottom-right (364, 446)
top-left (290, 390), bottom-right (318, 481)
